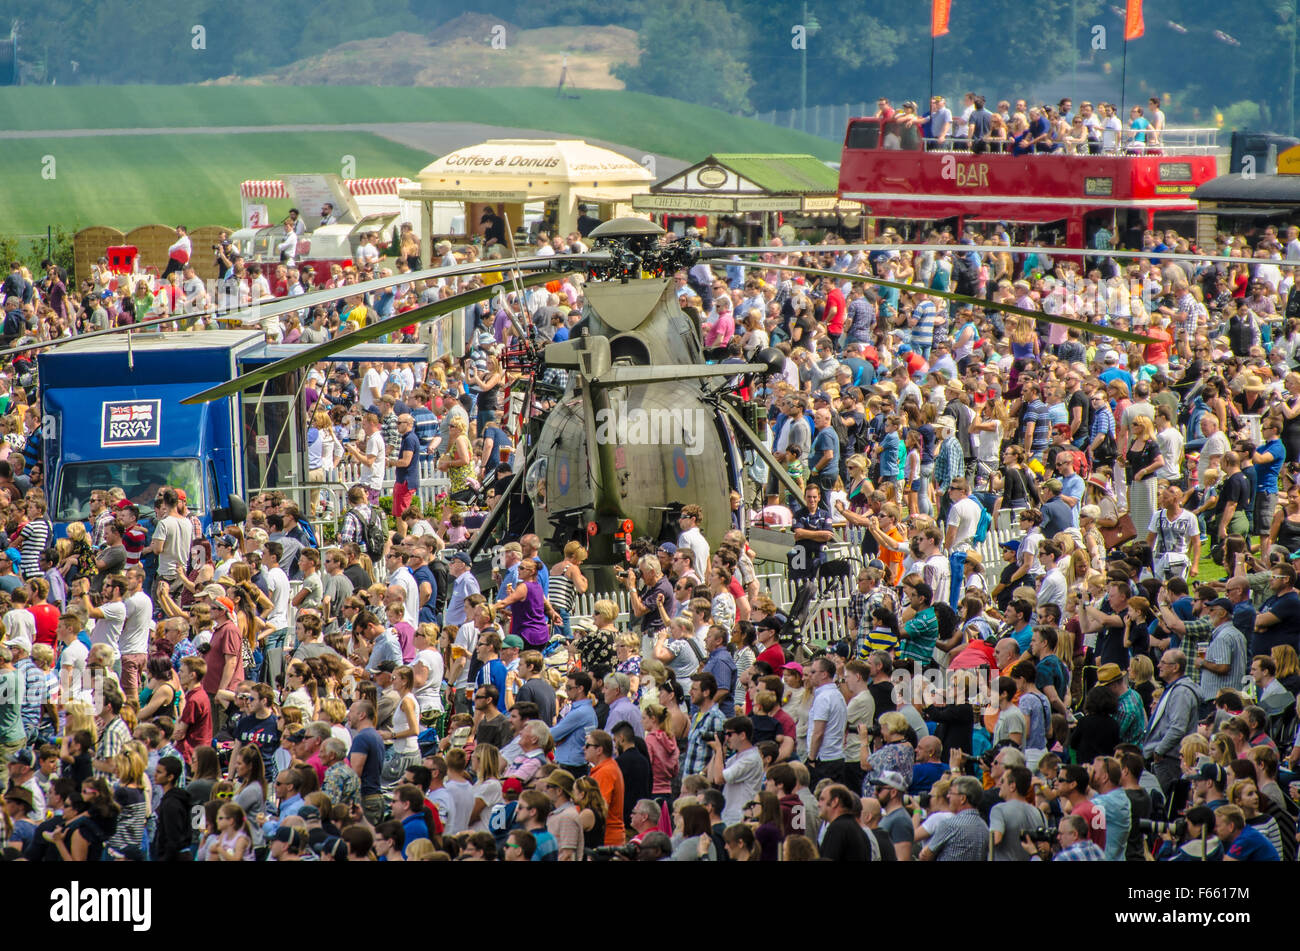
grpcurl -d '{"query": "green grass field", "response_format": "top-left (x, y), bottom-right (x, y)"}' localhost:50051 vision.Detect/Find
top-left (0, 85), bottom-right (839, 234)
top-left (0, 86), bottom-right (840, 161)
top-left (1, 132), bottom-right (435, 234)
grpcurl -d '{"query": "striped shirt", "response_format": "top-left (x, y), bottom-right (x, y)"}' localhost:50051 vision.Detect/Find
top-left (900, 607), bottom-right (939, 665)
top-left (911, 299), bottom-right (937, 348)
top-left (18, 517), bottom-right (52, 580)
top-left (1090, 404), bottom-right (1115, 441)
top-left (547, 570), bottom-right (577, 615)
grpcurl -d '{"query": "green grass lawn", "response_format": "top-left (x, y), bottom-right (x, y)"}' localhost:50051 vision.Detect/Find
top-left (0, 86), bottom-right (840, 162)
top-left (0, 132), bottom-right (435, 234)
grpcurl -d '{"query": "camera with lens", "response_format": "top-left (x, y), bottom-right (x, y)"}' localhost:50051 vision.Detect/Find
top-left (1024, 824), bottom-right (1059, 844)
top-left (1138, 818), bottom-right (1186, 838)
top-left (588, 842), bottom-right (639, 861)
top-left (700, 730), bottom-right (718, 745)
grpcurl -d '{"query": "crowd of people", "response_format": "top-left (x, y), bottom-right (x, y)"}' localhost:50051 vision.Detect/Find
top-left (874, 93), bottom-right (1176, 155)
top-left (3, 196), bottom-right (1300, 862)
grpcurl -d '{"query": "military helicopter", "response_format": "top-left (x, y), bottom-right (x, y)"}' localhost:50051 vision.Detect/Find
top-left (11, 218), bottom-right (1157, 580)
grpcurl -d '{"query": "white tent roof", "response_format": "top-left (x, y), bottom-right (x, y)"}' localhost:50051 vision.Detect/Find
top-left (403, 138), bottom-right (654, 200)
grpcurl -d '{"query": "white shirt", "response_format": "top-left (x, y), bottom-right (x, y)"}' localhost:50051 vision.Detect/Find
top-left (1197, 430), bottom-right (1230, 485)
top-left (362, 368), bottom-right (385, 406)
top-left (167, 234), bottom-right (192, 260)
top-left (121, 591), bottom-right (153, 655)
top-left (678, 525), bottom-right (710, 579)
top-left (1102, 116), bottom-right (1122, 149)
top-left (808, 681), bottom-right (848, 761)
top-left (276, 231), bottom-right (298, 264)
top-left (387, 565), bottom-right (419, 626)
top-left (453, 621), bottom-right (480, 689)
top-left (264, 565), bottom-right (291, 629)
top-left (1037, 567), bottom-right (1068, 615)
top-left (153, 514), bottom-right (193, 580)
top-left (361, 430), bottom-right (385, 491)
top-left (946, 496), bottom-right (983, 550)
top-left (3, 609), bottom-right (35, 644)
top-left (90, 600), bottom-right (128, 655)
top-left (413, 648), bottom-right (445, 714)
top-left (720, 745), bottom-right (765, 825)
top-left (1155, 426), bottom-right (1184, 480)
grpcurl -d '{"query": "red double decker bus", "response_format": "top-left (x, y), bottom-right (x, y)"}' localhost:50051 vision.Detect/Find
top-left (837, 117), bottom-right (1219, 249)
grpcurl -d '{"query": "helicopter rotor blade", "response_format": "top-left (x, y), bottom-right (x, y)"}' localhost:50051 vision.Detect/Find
top-left (698, 244), bottom-right (1250, 268)
top-left (717, 400), bottom-right (806, 510)
top-left (731, 259), bottom-right (1157, 345)
top-left (0, 251), bottom-right (614, 361)
top-left (180, 270), bottom-right (564, 405)
top-left (587, 362), bottom-right (772, 389)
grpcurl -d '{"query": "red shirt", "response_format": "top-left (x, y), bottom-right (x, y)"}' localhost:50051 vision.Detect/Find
top-left (29, 603), bottom-right (60, 648)
top-left (755, 642), bottom-right (786, 676)
top-left (824, 287), bottom-right (846, 334)
top-left (202, 618), bottom-right (244, 695)
top-left (178, 686), bottom-right (212, 765)
top-left (1071, 798), bottom-right (1106, 849)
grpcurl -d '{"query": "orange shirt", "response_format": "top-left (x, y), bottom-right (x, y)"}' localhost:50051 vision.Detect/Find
top-left (590, 757), bottom-right (626, 845)
top-left (879, 526), bottom-right (905, 585)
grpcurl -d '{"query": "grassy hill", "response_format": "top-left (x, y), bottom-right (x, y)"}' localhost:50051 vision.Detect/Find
top-left (0, 86), bottom-right (840, 161)
top-left (1, 133), bottom-right (434, 235)
top-left (0, 85), bottom-right (838, 233)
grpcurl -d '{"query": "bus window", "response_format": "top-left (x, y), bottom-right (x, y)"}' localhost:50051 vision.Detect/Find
top-left (846, 121), bottom-right (880, 151)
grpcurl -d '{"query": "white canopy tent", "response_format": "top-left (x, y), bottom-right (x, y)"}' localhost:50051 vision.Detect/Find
top-left (399, 138), bottom-right (655, 261)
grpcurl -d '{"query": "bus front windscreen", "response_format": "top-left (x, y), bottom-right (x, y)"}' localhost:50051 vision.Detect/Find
top-left (54, 459), bottom-right (203, 522)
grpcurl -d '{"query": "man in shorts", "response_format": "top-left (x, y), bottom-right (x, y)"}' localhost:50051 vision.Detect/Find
top-left (388, 414), bottom-right (421, 535)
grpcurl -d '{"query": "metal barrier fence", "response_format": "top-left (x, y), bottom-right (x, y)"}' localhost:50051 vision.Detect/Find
top-left (561, 513), bottom-right (1028, 652)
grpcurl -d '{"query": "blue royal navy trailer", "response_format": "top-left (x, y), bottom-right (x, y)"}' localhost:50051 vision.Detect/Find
top-left (38, 329), bottom-right (438, 537)
top-left (39, 330), bottom-right (263, 536)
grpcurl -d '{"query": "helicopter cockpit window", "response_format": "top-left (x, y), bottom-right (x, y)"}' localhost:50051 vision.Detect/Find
top-left (525, 458), bottom-right (547, 504)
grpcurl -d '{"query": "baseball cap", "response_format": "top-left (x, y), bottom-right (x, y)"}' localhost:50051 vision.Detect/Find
top-left (657, 542), bottom-right (678, 555)
top-left (812, 391), bottom-right (831, 403)
top-left (1206, 597), bottom-right (1235, 613)
top-left (175, 488), bottom-right (187, 503)
top-left (200, 583), bottom-right (226, 601)
top-left (6, 747), bottom-right (35, 767)
top-left (502, 777), bottom-right (524, 795)
top-left (5, 634), bottom-right (31, 655)
top-left (1195, 763), bottom-right (1226, 786)
top-left (213, 596), bottom-right (236, 615)
top-left (115, 499), bottom-right (137, 512)
top-left (874, 770), bottom-right (908, 793)
top-left (451, 551), bottom-right (472, 565)
top-left (502, 634), bottom-right (525, 650)
top-left (297, 804), bottom-right (321, 821)
top-left (784, 662), bottom-right (805, 676)
top-left (999, 539), bottom-right (1021, 552)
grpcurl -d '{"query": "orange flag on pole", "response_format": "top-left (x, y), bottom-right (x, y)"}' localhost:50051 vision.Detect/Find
top-left (1125, 0), bottom-right (1144, 40)
top-left (932, 0), bottom-right (952, 37)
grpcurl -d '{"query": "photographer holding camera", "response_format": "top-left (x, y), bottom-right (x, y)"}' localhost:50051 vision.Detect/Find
top-left (623, 555), bottom-right (674, 642)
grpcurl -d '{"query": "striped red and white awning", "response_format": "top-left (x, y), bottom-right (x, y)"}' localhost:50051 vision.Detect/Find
top-left (240, 177), bottom-right (410, 199)
top-left (240, 179), bottom-right (288, 199)
top-left (345, 177), bottom-right (410, 195)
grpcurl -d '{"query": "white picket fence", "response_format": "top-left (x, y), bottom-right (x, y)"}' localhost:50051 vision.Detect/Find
top-left (333, 458), bottom-right (452, 511)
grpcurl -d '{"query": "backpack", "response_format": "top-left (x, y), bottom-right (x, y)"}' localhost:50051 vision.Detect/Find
top-left (430, 557), bottom-right (451, 617)
top-left (972, 496), bottom-right (992, 544)
top-left (348, 506), bottom-right (388, 561)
